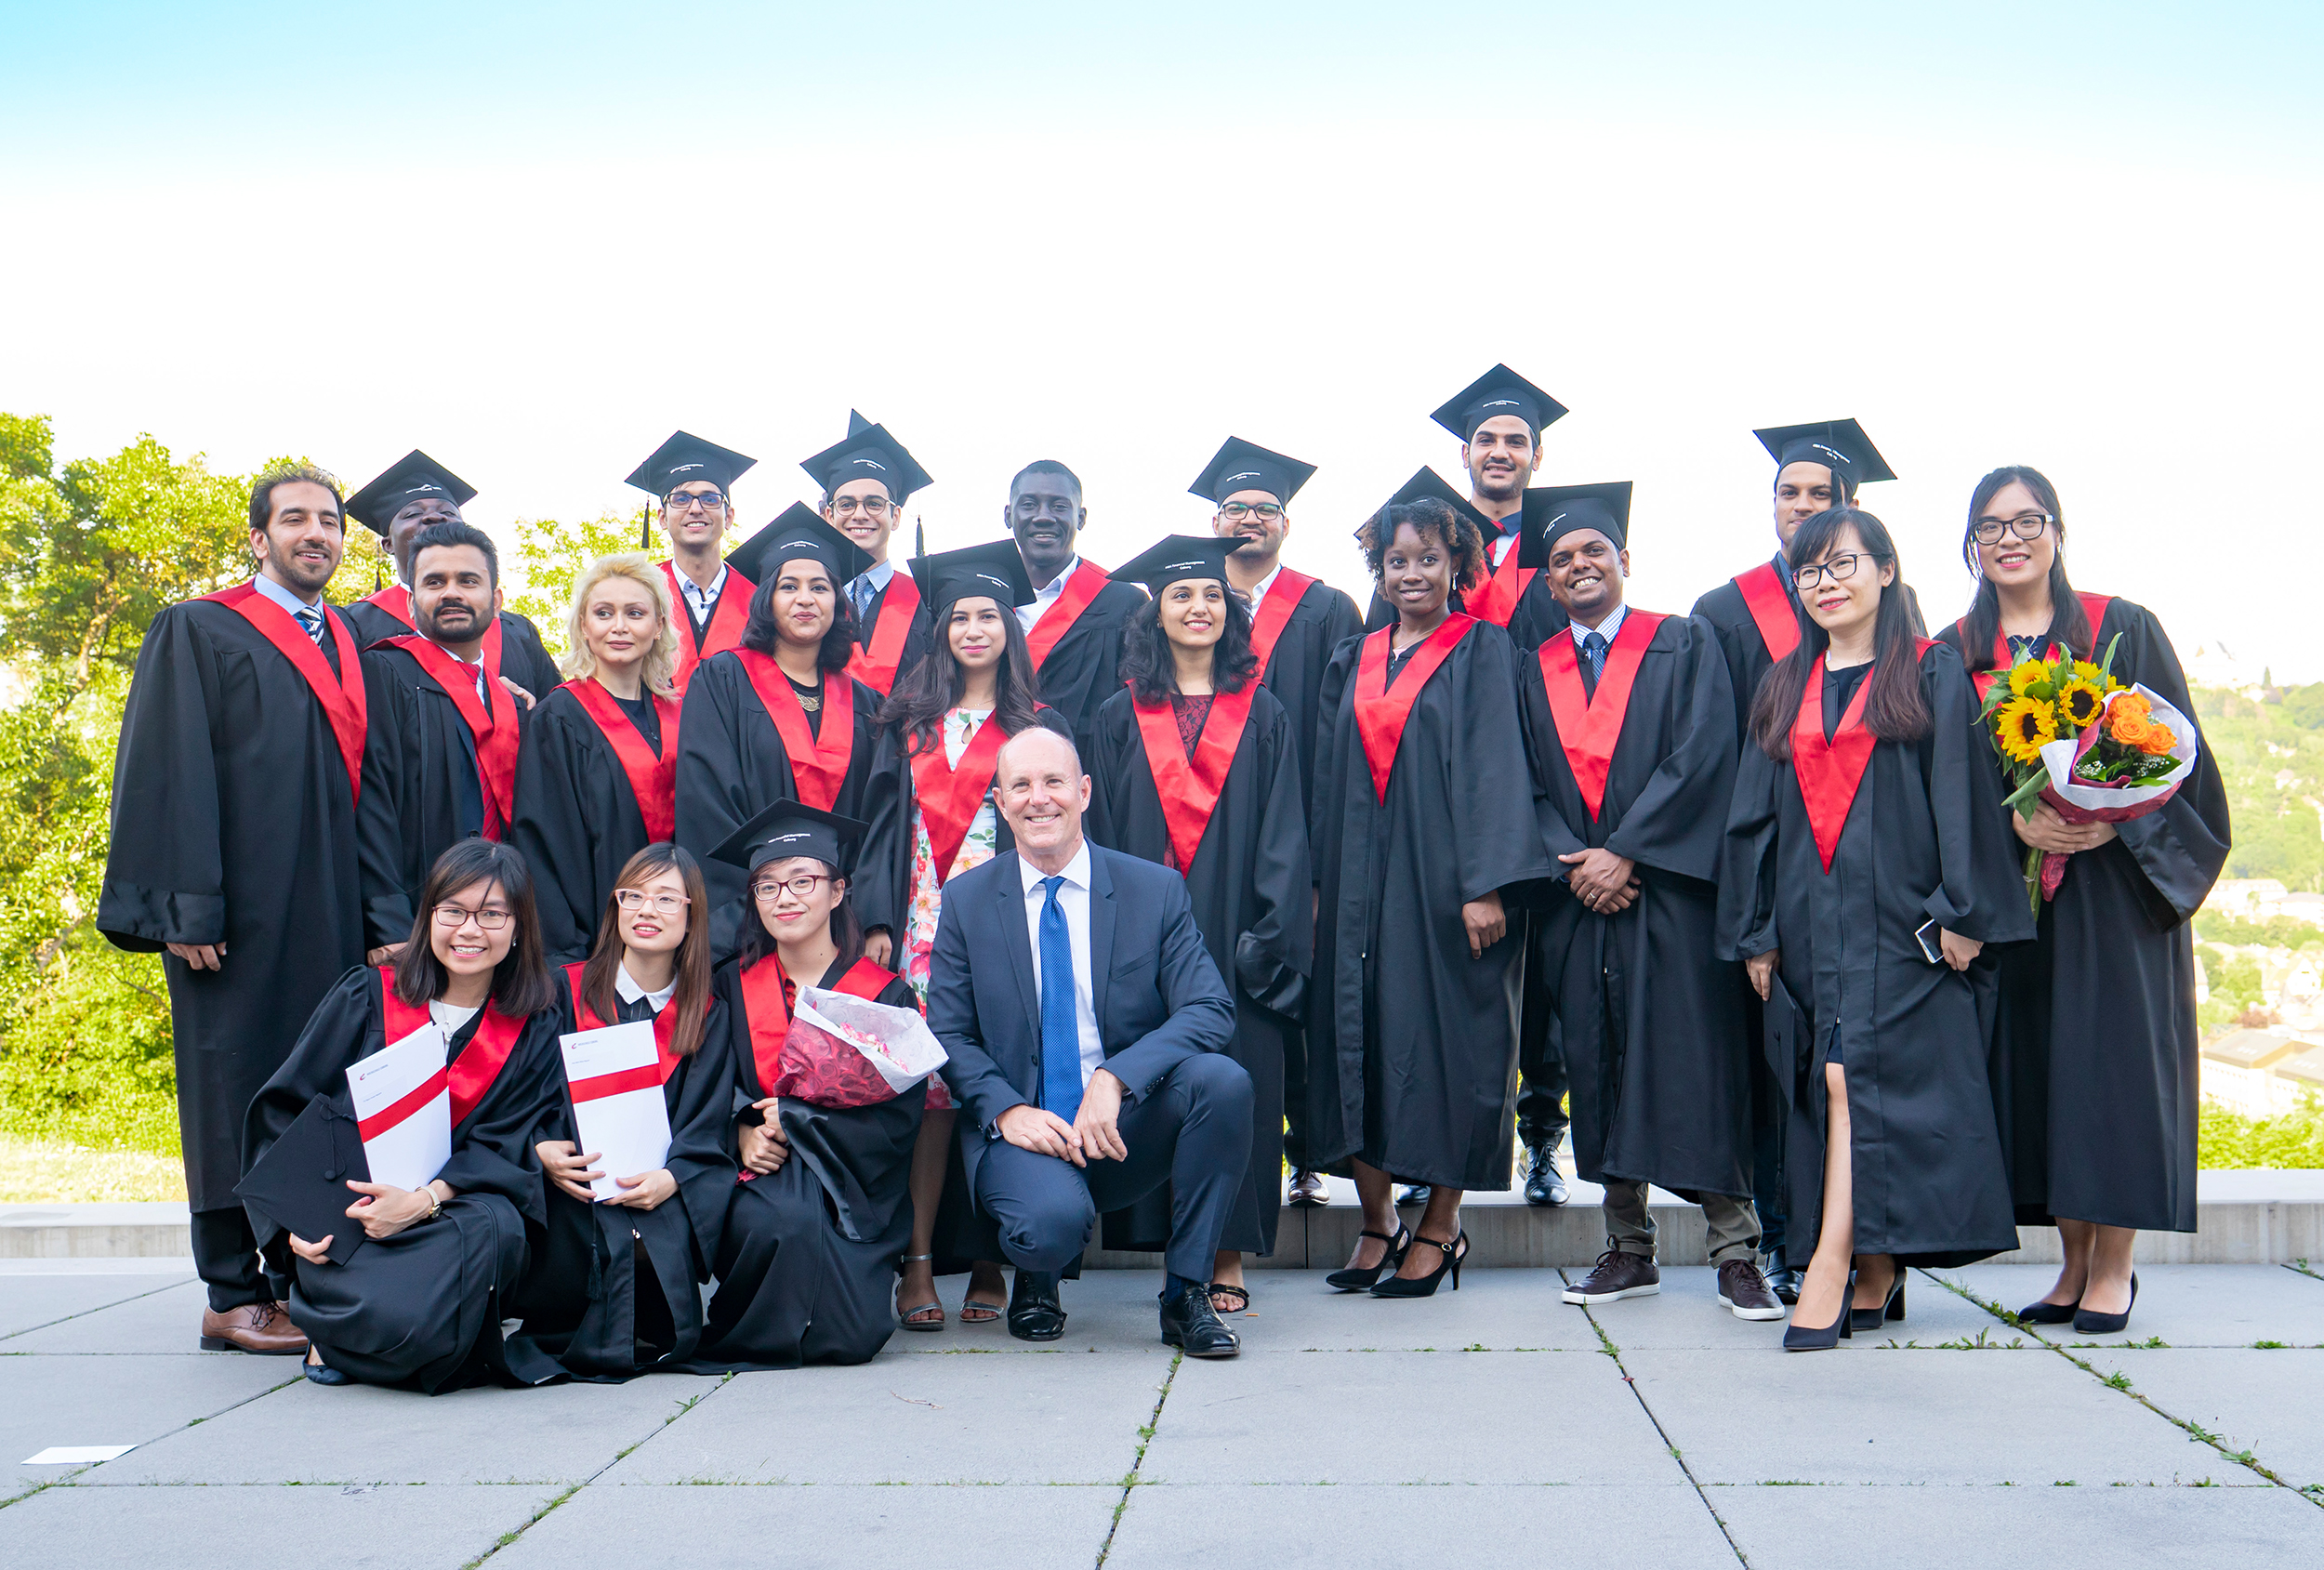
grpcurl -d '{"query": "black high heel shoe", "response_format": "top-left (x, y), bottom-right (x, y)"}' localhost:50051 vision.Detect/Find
top-left (1325, 1224), bottom-right (1410, 1292)
top-left (1782, 1285), bottom-right (1855, 1352)
top-left (1370, 1229), bottom-right (1467, 1298)
top-left (2015, 1298), bottom-right (2080, 1326)
top-left (1850, 1264), bottom-right (1906, 1331)
top-left (2071, 1273), bottom-right (2138, 1335)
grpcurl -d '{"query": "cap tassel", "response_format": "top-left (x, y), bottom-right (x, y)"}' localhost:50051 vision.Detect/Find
top-left (915, 519), bottom-right (926, 560)
top-left (640, 502), bottom-right (651, 552)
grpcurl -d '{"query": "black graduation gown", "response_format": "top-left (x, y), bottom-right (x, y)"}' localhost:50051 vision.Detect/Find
top-left (1086, 684), bottom-right (1313, 1255)
top-left (1691, 558), bottom-right (1803, 737)
top-left (1024, 575), bottom-right (1148, 761)
top-left (341, 598), bottom-right (563, 700)
top-left (852, 571), bottom-right (936, 696)
top-left (1307, 622), bottom-right (1556, 1189)
top-left (1519, 614), bottom-right (1753, 1196)
top-left (510, 989), bottom-right (734, 1380)
top-left (510, 684), bottom-right (669, 964)
top-left (1719, 643), bottom-right (2035, 1264)
top-left (356, 642), bottom-right (526, 952)
top-left (672, 650), bottom-right (884, 959)
top-left (242, 969), bottom-right (564, 1393)
top-left (682, 957), bottom-right (927, 1371)
top-left (97, 596), bottom-right (366, 1213)
top-left (1252, 576), bottom-right (1365, 811)
top-left (1943, 600), bottom-right (2230, 1233)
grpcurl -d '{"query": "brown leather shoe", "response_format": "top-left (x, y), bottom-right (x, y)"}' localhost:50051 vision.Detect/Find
top-left (199, 1301), bottom-right (308, 1354)
top-left (1562, 1244), bottom-right (1660, 1304)
top-left (1717, 1259), bottom-right (1788, 1321)
top-left (1287, 1168), bottom-right (1329, 1207)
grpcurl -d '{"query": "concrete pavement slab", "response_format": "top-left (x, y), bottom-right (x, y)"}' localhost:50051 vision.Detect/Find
top-left (601, 1351), bottom-right (1170, 1484)
top-left (1105, 1483), bottom-right (1736, 1569)
top-left (1623, 1345), bottom-right (2246, 1485)
top-left (1138, 1350), bottom-right (1670, 1484)
top-left (1710, 1480), bottom-right (2324, 1569)
top-left (0, 1273), bottom-right (194, 1340)
top-left (4, 1280), bottom-right (214, 1353)
top-left (83, 1369), bottom-right (707, 1485)
top-left (0, 1354), bottom-right (295, 1503)
top-left (1574, 1267), bottom-right (2009, 1351)
top-left (0, 1483), bottom-right (561, 1569)
top-left (2050, 1349), bottom-right (2324, 1489)
top-left (1928, 1264), bottom-right (2324, 1346)
top-left (1168, 1268), bottom-right (1601, 1352)
top-left (489, 1482), bottom-right (1120, 1569)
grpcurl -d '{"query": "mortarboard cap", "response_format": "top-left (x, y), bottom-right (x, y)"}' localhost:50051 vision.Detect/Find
top-left (707, 798), bottom-right (868, 876)
top-left (1430, 363), bottom-right (1570, 443)
top-left (1518, 482), bottom-right (1635, 568)
top-left (1753, 418), bottom-right (1896, 490)
top-left (1371, 466), bottom-right (1498, 540)
top-left (1187, 436), bottom-right (1316, 507)
top-left (1111, 534), bottom-right (1237, 596)
top-left (344, 450), bottom-right (475, 539)
top-left (800, 412), bottom-right (933, 505)
top-left (907, 539), bottom-right (1037, 619)
top-left (625, 430), bottom-right (758, 499)
top-left (233, 1094), bottom-right (370, 1264)
top-left (725, 503), bottom-right (875, 587)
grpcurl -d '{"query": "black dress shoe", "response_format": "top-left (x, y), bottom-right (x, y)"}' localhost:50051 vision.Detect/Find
top-left (1523, 1145), bottom-right (1568, 1207)
top-left (2071, 1273), bottom-right (2138, 1336)
top-left (1160, 1284), bottom-right (1241, 1358)
top-left (1287, 1168), bottom-right (1329, 1207)
top-left (1763, 1260), bottom-right (1803, 1306)
top-left (1397, 1183), bottom-right (1433, 1207)
top-left (1007, 1270), bottom-right (1065, 1342)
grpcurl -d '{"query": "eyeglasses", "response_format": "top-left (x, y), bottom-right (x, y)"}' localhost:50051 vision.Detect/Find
top-left (829, 496), bottom-right (893, 518)
top-left (1971, 512), bottom-right (2055, 546)
top-left (614, 890), bottom-right (692, 915)
top-left (1792, 553), bottom-right (1874, 591)
top-left (1217, 502), bottom-right (1284, 522)
top-left (666, 491), bottom-right (728, 514)
top-left (432, 904), bottom-right (511, 930)
top-left (751, 874), bottom-right (832, 903)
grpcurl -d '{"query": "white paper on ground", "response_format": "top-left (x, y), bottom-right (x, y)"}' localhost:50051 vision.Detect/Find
top-left (346, 1022), bottom-right (452, 1194)
top-left (560, 1020), bottom-right (672, 1201)
top-left (792, 988), bottom-right (949, 1093)
top-left (23, 1445), bottom-right (137, 1464)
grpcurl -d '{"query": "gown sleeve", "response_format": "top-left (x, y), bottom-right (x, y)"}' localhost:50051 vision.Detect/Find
top-left (854, 721), bottom-right (913, 940)
top-left (1446, 628), bottom-right (1558, 906)
top-left (2106, 602), bottom-right (2232, 927)
top-left (1604, 617), bottom-right (1740, 884)
top-left (1919, 643), bottom-right (2039, 946)
top-left (665, 996), bottom-right (739, 1271)
top-left (508, 699), bottom-right (603, 965)
top-left (1718, 723), bottom-right (1784, 961)
top-left (1082, 692), bottom-right (1136, 851)
top-left (673, 654), bottom-right (761, 957)
top-left (1308, 636), bottom-right (1361, 870)
top-left (1516, 648), bottom-right (1591, 876)
top-left (97, 605), bottom-right (224, 950)
top-left (1234, 694), bottom-right (1313, 1017)
top-left (356, 651), bottom-right (420, 951)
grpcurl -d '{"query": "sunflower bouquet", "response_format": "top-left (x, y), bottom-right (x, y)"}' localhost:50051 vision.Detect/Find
top-left (1977, 637), bottom-right (2199, 907)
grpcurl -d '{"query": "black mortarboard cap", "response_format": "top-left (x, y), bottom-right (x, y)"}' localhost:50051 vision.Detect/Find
top-left (1186, 436), bottom-right (1317, 506)
top-left (1430, 363), bottom-right (1570, 443)
top-left (799, 411), bottom-right (933, 505)
top-left (1112, 534), bottom-right (1237, 595)
top-left (1752, 418), bottom-right (1896, 489)
top-left (707, 799), bottom-right (869, 876)
top-left (907, 539), bottom-right (1037, 618)
top-left (625, 430), bottom-right (758, 498)
top-left (1370, 466), bottom-right (1497, 539)
top-left (725, 503), bottom-right (875, 587)
top-left (233, 1094), bottom-right (370, 1264)
top-left (1517, 482), bottom-right (1635, 568)
top-left (344, 450), bottom-right (475, 539)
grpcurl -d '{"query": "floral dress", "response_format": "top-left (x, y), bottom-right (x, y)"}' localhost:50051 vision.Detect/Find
top-left (905, 708), bottom-right (1007, 1112)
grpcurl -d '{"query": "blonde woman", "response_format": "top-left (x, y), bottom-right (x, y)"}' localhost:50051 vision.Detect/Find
top-left (511, 553), bottom-right (686, 962)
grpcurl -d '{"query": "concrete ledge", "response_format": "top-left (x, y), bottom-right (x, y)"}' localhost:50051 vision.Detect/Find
top-left (0, 1203), bottom-right (191, 1259)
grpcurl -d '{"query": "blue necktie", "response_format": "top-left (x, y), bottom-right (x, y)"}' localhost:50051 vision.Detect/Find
top-left (1037, 875), bottom-right (1083, 1125)
top-left (295, 607), bottom-right (324, 646)
top-left (1581, 629), bottom-right (1608, 693)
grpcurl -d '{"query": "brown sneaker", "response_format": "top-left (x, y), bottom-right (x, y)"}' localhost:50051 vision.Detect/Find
top-left (1563, 1245), bottom-right (1659, 1304)
top-left (199, 1301), bottom-right (308, 1354)
top-left (1717, 1259), bottom-right (1787, 1321)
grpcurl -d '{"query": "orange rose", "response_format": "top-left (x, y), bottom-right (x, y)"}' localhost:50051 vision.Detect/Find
top-left (2137, 723), bottom-right (2176, 757)
top-left (2110, 693), bottom-right (2153, 724)
top-left (2109, 714), bottom-right (2154, 748)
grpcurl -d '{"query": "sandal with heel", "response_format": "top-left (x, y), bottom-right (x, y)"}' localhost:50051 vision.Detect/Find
top-left (1325, 1225), bottom-right (1411, 1292)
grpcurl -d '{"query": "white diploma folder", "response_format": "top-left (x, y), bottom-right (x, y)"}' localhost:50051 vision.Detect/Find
top-left (560, 1020), bottom-right (672, 1201)
top-left (346, 1022), bottom-right (452, 1194)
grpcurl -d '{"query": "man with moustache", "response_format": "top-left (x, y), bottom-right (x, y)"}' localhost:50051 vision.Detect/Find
top-left (1004, 459), bottom-right (1147, 760)
top-left (802, 412), bottom-right (936, 697)
top-left (355, 521), bottom-right (529, 962)
top-left (99, 466), bottom-right (371, 1355)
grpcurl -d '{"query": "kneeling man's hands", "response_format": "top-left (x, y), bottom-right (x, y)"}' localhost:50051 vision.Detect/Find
top-left (1074, 1069), bottom-right (1129, 1163)
top-left (997, 1102), bottom-right (1088, 1167)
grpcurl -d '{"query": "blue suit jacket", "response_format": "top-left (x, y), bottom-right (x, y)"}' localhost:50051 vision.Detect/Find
top-left (928, 841), bottom-right (1235, 1181)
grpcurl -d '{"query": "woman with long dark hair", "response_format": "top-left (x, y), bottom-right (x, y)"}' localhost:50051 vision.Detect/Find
top-left (1940, 467), bottom-right (2229, 1334)
top-left (243, 840), bottom-right (566, 1392)
top-left (512, 844), bottom-right (733, 1379)
top-left (1721, 508), bottom-right (2032, 1351)
top-left (1086, 534), bottom-right (1310, 1313)
top-left (683, 801), bottom-right (929, 1369)
top-left (674, 509), bottom-right (881, 959)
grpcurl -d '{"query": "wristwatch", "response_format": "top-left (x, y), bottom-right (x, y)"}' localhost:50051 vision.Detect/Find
top-left (421, 1186), bottom-right (445, 1223)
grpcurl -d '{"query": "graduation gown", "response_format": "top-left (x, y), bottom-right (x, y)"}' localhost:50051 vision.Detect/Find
top-left (97, 589), bottom-right (367, 1213)
top-left (1719, 642), bottom-right (2035, 1264)
top-left (1942, 598), bottom-right (2230, 1233)
top-left (1023, 563), bottom-right (1148, 760)
top-left (664, 561), bottom-right (755, 699)
top-left (1692, 557), bottom-right (1806, 736)
top-left (672, 650), bottom-right (883, 959)
top-left (242, 968), bottom-right (564, 1393)
top-left (1307, 618), bottom-right (1555, 1189)
top-left (683, 956), bottom-right (927, 1371)
top-left (355, 640), bottom-right (526, 952)
top-left (1086, 682), bottom-right (1312, 1255)
top-left (509, 681), bottom-right (681, 964)
top-left (1245, 571), bottom-right (1364, 809)
top-left (1520, 613), bottom-right (1751, 1196)
top-left (510, 978), bottom-right (733, 1380)
top-left (846, 569), bottom-right (935, 697)
top-left (341, 588), bottom-right (563, 700)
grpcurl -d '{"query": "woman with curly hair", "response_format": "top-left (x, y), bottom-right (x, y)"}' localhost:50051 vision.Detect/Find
top-left (1939, 468), bottom-right (2229, 1335)
top-left (1305, 495), bottom-right (1552, 1299)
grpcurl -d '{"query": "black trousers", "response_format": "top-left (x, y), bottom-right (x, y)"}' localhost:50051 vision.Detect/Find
top-left (974, 1053), bottom-right (1253, 1283)
top-left (1514, 914), bottom-right (1571, 1152)
top-left (194, 1206), bottom-right (282, 1313)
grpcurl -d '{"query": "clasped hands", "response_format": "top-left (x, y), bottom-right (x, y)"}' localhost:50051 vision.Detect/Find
top-left (996, 1068), bottom-right (1129, 1168)
top-left (286, 1178), bottom-right (451, 1263)
top-left (1561, 848), bottom-right (1640, 915)
top-left (536, 1140), bottom-right (677, 1207)
top-left (2013, 800), bottom-right (2117, 855)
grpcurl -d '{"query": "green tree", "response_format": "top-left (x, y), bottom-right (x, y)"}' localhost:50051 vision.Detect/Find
top-left (504, 508), bottom-right (678, 659)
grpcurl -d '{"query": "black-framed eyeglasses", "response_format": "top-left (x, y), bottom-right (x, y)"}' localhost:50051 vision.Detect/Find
top-left (614, 890), bottom-right (692, 915)
top-left (1792, 553), bottom-right (1873, 590)
top-left (1971, 512), bottom-right (2055, 546)
top-left (666, 491), bottom-right (728, 514)
top-left (829, 496), bottom-right (893, 518)
top-left (751, 874), bottom-right (831, 903)
top-left (433, 903), bottom-right (511, 930)
top-left (1217, 502), bottom-right (1284, 522)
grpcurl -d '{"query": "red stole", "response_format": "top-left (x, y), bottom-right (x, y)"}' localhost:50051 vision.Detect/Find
top-left (1463, 536), bottom-right (1534, 627)
top-left (1352, 615), bottom-right (1477, 802)
top-left (200, 582), bottom-right (367, 806)
top-left (1735, 561), bottom-right (1802, 663)
top-left (1536, 611), bottom-right (1669, 821)
top-left (1963, 592), bottom-right (2118, 701)
top-left (561, 961), bottom-right (688, 1098)
top-left (845, 568), bottom-right (920, 696)
top-left (1790, 654), bottom-right (1878, 873)
top-left (736, 955), bottom-right (895, 1099)
top-left (383, 635), bottom-right (520, 838)
top-left (733, 649), bottom-right (856, 811)
top-left (1131, 685), bottom-right (1261, 872)
top-left (663, 561), bottom-right (756, 696)
top-left (1247, 568), bottom-right (1314, 677)
top-left (1025, 561), bottom-right (1113, 672)
top-left (360, 584), bottom-right (507, 678)
top-left (911, 711), bottom-right (1010, 883)
top-left (563, 678), bottom-right (680, 842)
top-left (375, 967), bottom-right (526, 1130)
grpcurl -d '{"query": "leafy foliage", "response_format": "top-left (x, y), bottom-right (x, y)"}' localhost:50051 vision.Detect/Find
top-left (504, 509), bottom-right (658, 659)
top-left (2199, 1094), bottom-right (2324, 1168)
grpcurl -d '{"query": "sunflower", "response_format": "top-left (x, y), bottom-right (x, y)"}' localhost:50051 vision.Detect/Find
top-left (2069, 659), bottom-right (2106, 686)
top-left (1996, 696), bottom-right (2058, 764)
top-left (2057, 679), bottom-right (2106, 730)
top-left (2006, 658), bottom-right (2053, 699)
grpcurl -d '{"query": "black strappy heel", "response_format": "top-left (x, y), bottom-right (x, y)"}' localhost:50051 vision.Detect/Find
top-left (1370, 1229), bottom-right (1467, 1299)
top-left (1326, 1224), bottom-right (1411, 1292)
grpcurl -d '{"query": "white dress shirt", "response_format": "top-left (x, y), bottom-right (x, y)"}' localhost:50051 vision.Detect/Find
top-left (1570, 601), bottom-right (1629, 654)
top-left (614, 961), bottom-right (679, 1013)
top-left (1490, 528), bottom-right (1520, 568)
top-left (1241, 561), bottom-right (1284, 611)
top-left (1019, 838), bottom-right (1103, 1088)
top-left (251, 571), bottom-right (324, 622)
top-left (674, 562), bottom-right (729, 622)
top-left (1015, 554), bottom-right (1082, 635)
top-left (429, 998), bottom-right (482, 1036)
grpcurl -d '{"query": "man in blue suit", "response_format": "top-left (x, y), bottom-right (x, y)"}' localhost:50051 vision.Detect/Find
top-left (927, 728), bottom-right (1252, 1357)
